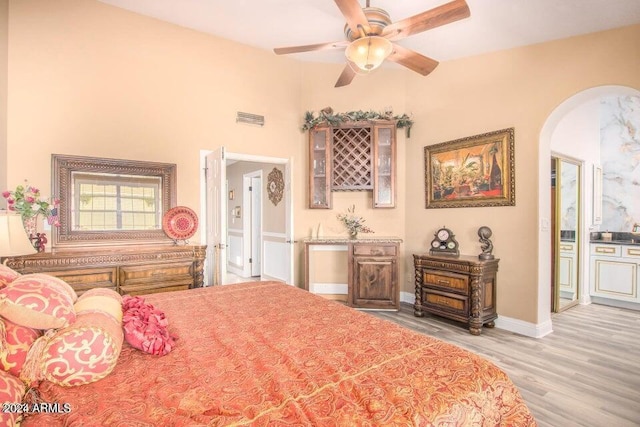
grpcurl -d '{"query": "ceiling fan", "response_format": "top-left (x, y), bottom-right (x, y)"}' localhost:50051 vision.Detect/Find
top-left (273, 0), bottom-right (470, 87)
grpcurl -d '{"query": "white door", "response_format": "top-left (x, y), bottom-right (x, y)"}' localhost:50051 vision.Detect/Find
top-left (205, 148), bottom-right (226, 286)
top-left (251, 176), bottom-right (262, 277)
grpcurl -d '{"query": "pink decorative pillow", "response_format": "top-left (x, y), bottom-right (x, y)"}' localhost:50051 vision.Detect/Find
top-left (122, 295), bottom-right (176, 356)
top-left (0, 369), bottom-right (26, 427)
top-left (0, 317), bottom-right (42, 377)
top-left (0, 265), bottom-right (20, 289)
top-left (75, 287), bottom-right (122, 320)
top-left (21, 288), bottom-right (123, 387)
top-left (0, 275), bottom-right (76, 330)
top-left (26, 273), bottom-right (78, 303)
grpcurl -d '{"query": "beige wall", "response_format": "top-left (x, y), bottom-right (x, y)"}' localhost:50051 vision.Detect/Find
top-left (6, 0), bottom-right (302, 222)
top-left (0, 0), bottom-right (7, 207)
top-left (403, 25), bottom-right (640, 323)
top-left (226, 161), bottom-right (285, 234)
top-left (5, 0), bottom-right (640, 326)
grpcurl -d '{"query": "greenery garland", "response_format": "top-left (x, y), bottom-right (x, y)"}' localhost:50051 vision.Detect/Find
top-left (302, 108), bottom-right (413, 138)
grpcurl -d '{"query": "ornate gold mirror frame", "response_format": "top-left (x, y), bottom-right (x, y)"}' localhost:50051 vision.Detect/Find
top-left (52, 154), bottom-right (177, 249)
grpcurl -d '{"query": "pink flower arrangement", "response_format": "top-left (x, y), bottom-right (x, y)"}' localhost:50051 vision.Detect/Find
top-left (2, 181), bottom-right (60, 226)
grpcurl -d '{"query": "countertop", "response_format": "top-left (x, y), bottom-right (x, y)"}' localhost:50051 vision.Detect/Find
top-left (590, 239), bottom-right (640, 246)
top-left (303, 236), bottom-right (403, 244)
top-left (590, 231), bottom-right (640, 246)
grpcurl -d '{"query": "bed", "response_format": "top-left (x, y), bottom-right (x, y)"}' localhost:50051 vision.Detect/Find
top-left (23, 281), bottom-right (536, 426)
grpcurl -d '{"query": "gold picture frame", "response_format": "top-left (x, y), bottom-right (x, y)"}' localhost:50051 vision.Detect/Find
top-left (425, 128), bottom-right (515, 209)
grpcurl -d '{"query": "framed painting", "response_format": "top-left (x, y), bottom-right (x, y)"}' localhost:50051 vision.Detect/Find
top-left (424, 128), bottom-right (515, 208)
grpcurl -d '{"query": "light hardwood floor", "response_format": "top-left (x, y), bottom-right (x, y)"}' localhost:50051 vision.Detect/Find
top-left (370, 303), bottom-right (640, 427)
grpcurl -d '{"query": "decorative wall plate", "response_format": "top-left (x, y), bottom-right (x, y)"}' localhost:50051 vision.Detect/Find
top-left (267, 167), bottom-right (284, 206)
top-left (163, 206), bottom-right (198, 241)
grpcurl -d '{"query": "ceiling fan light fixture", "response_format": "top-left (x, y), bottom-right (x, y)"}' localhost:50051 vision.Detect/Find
top-left (345, 36), bottom-right (392, 73)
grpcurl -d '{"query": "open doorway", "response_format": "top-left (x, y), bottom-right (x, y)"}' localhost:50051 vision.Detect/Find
top-left (201, 149), bottom-right (293, 286)
top-left (537, 86), bottom-right (640, 334)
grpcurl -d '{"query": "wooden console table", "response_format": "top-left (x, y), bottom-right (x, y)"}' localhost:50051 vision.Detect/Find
top-left (3, 245), bottom-right (206, 296)
top-left (304, 237), bottom-right (402, 310)
top-left (413, 253), bottom-right (499, 335)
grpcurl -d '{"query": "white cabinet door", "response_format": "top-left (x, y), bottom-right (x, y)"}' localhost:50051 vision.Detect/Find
top-left (590, 257), bottom-right (638, 302)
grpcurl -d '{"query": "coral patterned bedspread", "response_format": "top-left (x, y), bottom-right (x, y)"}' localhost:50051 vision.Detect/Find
top-left (24, 281), bottom-right (536, 426)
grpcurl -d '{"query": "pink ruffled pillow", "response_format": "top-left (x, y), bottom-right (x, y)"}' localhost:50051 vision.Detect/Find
top-left (122, 295), bottom-right (176, 356)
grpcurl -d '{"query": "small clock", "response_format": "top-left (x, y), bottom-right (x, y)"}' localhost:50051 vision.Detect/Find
top-left (429, 226), bottom-right (459, 256)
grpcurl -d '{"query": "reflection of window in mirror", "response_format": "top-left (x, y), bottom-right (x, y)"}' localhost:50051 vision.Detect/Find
top-left (52, 154), bottom-right (176, 249)
top-left (72, 172), bottom-right (162, 231)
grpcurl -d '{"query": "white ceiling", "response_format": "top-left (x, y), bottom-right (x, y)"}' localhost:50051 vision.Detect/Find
top-left (97, 0), bottom-right (640, 65)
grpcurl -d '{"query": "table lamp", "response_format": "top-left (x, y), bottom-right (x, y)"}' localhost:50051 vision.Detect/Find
top-left (0, 210), bottom-right (37, 264)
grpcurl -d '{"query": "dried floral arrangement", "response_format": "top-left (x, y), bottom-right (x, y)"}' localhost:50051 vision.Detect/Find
top-left (337, 205), bottom-right (374, 238)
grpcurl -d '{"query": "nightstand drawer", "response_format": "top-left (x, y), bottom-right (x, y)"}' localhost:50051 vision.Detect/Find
top-left (423, 271), bottom-right (468, 294)
top-left (423, 291), bottom-right (468, 317)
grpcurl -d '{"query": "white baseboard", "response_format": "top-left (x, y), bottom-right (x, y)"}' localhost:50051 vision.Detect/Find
top-left (227, 264), bottom-right (244, 277)
top-left (399, 291), bottom-right (553, 338)
top-left (311, 282), bottom-right (348, 295)
top-left (494, 316), bottom-right (553, 338)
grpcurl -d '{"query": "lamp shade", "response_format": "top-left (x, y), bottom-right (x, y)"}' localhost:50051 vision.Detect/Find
top-left (0, 211), bottom-right (37, 258)
top-left (345, 36), bottom-right (393, 73)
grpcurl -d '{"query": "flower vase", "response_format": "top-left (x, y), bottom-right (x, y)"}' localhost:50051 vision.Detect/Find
top-left (349, 231), bottom-right (358, 240)
top-left (22, 216), bottom-right (38, 238)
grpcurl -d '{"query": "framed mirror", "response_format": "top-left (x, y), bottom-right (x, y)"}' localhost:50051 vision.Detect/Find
top-left (52, 154), bottom-right (177, 249)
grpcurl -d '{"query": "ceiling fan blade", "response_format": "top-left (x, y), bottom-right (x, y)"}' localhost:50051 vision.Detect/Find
top-left (335, 63), bottom-right (357, 87)
top-left (388, 44), bottom-right (439, 76)
top-left (334, 0), bottom-right (370, 35)
top-left (382, 0), bottom-right (470, 42)
top-left (274, 40), bottom-right (349, 55)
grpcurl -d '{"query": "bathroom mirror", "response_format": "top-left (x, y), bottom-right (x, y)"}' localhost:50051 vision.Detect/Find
top-left (52, 154), bottom-right (176, 249)
top-left (553, 158), bottom-right (581, 312)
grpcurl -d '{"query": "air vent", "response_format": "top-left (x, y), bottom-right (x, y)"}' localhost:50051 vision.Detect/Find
top-left (236, 112), bottom-right (265, 126)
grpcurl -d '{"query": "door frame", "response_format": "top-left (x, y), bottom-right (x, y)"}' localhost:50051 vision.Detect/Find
top-left (200, 149), bottom-right (294, 286)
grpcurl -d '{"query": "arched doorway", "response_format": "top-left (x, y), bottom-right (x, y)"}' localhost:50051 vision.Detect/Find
top-left (537, 85), bottom-right (640, 331)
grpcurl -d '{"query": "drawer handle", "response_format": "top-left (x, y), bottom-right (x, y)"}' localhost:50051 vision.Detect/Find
top-left (437, 279), bottom-right (450, 285)
top-left (595, 247), bottom-right (616, 254)
top-left (627, 249), bottom-right (640, 256)
top-left (436, 297), bottom-right (452, 307)
top-left (370, 249), bottom-right (383, 256)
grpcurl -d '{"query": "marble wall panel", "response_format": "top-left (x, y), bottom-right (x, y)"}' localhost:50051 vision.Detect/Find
top-left (600, 96), bottom-right (640, 232)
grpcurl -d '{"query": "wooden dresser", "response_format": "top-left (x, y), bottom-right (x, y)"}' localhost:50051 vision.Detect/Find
top-left (413, 253), bottom-right (499, 335)
top-left (3, 245), bottom-right (206, 296)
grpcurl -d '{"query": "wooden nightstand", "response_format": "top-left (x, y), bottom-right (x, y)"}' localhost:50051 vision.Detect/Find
top-left (413, 253), bottom-right (499, 335)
